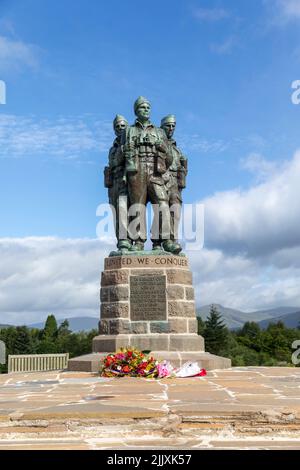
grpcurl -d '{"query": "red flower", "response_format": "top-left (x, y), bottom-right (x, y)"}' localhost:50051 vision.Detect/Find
top-left (123, 365), bottom-right (130, 373)
top-left (105, 356), bottom-right (114, 366)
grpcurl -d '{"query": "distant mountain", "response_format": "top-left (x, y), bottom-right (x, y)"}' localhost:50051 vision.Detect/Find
top-left (197, 305), bottom-right (300, 330)
top-left (197, 305), bottom-right (250, 330)
top-left (29, 316), bottom-right (99, 332)
top-left (250, 307), bottom-right (300, 318)
top-left (0, 324), bottom-right (12, 329)
top-left (258, 311), bottom-right (300, 329)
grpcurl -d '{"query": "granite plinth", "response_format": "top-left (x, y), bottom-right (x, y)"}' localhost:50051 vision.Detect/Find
top-left (69, 254), bottom-right (231, 371)
top-left (97, 254), bottom-right (200, 342)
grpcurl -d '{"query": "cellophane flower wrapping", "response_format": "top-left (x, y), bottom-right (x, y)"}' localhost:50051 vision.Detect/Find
top-left (157, 360), bottom-right (174, 378)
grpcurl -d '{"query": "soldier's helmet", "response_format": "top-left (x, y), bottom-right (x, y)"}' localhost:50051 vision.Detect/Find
top-left (161, 115), bottom-right (176, 127)
top-left (134, 96), bottom-right (151, 114)
top-left (113, 114), bottom-right (128, 129)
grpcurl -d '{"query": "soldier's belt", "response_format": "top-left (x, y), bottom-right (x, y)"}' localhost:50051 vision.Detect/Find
top-left (138, 146), bottom-right (156, 154)
top-left (138, 150), bottom-right (156, 155)
top-left (137, 143), bottom-right (155, 148)
top-left (139, 156), bottom-right (156, 162)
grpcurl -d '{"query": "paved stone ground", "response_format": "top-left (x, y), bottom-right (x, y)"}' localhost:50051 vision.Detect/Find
top-left (0, 367), bottom-right (300, 449)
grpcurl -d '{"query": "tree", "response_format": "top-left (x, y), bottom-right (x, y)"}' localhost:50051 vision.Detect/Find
top-left (204, 305), bottom-right (229, 355)
top-left (197, 317), bottom-right (205, 336)
top-left (58, 319), bottom-right (71, 337)
top-left (13, 326), bottom-right (32, 354)
top-left (0, 320), bottom-right (99, 373)
top-left (37, 315), bottom-right (59, 353)
top-left (57, 319), bottom-right (72, 353)
top-left (238, 322), bottom-right (262, 352)
top-left (240, 321), bottom-right (261, 339)
top-left (42, 315), bottom-right (58, 340)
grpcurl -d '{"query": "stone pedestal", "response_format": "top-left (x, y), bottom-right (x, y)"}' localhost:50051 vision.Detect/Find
top-left (68, 254), bottom-right (231, 372)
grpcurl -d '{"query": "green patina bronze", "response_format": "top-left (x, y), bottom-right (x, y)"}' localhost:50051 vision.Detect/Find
top-left (104, 115), bottom-right (132, 251)
top-left (160, 114), bottom-right (188, 253)
top-left (104, 98), bottom-right (188, 257)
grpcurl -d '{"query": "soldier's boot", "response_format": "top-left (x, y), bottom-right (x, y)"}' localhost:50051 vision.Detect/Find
top-left (131, 241), bottom-right (145, 252)
top-left (162, 239), bottom-right (182, 255)
top-left (152, 242), bottom-right (161, 251)
top-left (172, 240), bottom-right (183, 254)
top-left (117, 239), bottom-right (132, 251)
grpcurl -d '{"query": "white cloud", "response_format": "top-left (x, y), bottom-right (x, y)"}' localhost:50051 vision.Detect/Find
top-left (0, 114), bottom-right (230, 161)
top-left (178, 132), bottom-right (228, 153)
top-left (193, 7), bottom-right (230, 22)
top-left (0, 35), bottom-right (38, 72)
top-left (0, 237), bottom-right (114, 324)
top-left (266, 0), bottom-right (300, 25)
top-left (203, 150), bottom-right (300, 257)
top-left (0, 114), bottom-right (113, 160)
top-left (187, 149), bottom-right (300, 310)
top-left (241, 152), bottom-right (279, 181)
top-left (276, 0), bottom-right (300, 20)
top-left (189, 247), bottom-right (300, 311)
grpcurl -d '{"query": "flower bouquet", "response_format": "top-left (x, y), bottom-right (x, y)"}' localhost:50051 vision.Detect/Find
top-left (100, 347), bottom-right (207, 379)
top-left (101, 347), bottom-right (159, 378)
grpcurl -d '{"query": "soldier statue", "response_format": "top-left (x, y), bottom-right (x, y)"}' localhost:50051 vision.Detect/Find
top-left (104, 115), bottom-right (132, 252)
top-left (122, 97), bottom-right (182, 255)
top-left (160, 115), bottom-right (187, 255)
top-left (104, 99), bottom-right (188, 256)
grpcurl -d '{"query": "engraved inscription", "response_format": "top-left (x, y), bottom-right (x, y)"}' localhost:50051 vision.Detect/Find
top-left (105, 256), bottom-right (189, 270)
top-left (130, 275), bottom-right (167, 321)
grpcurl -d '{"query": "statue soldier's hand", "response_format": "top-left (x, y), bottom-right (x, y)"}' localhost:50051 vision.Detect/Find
top-left (156, 142), bottom-right (167, 153)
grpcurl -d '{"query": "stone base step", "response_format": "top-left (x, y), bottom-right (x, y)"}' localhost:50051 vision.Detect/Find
top-left (92, 333), bottom-right (205, 353)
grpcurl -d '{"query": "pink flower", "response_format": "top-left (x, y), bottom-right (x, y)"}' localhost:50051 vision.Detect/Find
top-left (157, 361), bottom-right (173, 378)
top-left (115, 353), bottom-right (125, 360)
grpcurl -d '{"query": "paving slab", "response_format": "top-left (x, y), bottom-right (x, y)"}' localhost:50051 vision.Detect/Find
top-left (0, 367), bottom-right (300, 449)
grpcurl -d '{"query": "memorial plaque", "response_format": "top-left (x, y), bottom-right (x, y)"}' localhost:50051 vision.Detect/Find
top-left (130, 275), bottom-right (167, 321)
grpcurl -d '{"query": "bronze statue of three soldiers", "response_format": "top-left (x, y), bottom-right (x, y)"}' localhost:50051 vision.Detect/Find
top-left (104, 97), bottom-right (187, 256)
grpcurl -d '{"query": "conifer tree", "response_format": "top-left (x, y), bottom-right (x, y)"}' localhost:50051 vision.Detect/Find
top-left (58, 319), bottom-right (70, 337)
top-left (204, 305), bottom-right (229, 355)
top-left (13, 326), bottom-right (32, 354)
top-left (197, 317), bottom-right (206, 336)
top-left (42, 314), bottom-right (58, 340)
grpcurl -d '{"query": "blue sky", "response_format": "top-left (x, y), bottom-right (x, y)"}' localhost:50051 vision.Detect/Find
top-left (1, 0), bottom-right (300, 321)
top-left (0, 0), bottom-right (299, 237)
